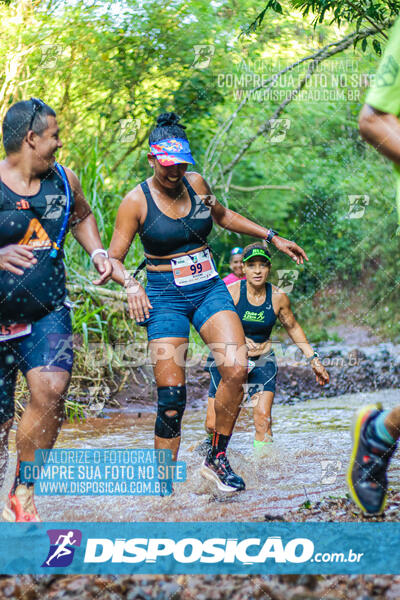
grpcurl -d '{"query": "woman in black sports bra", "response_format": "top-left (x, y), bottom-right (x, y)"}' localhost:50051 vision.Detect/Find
top-left (108, 112), bottom-right (309, 494)
top-left (203, 242), bottom-right (329, 452)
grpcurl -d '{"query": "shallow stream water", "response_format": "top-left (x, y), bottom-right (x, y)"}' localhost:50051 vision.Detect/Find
top-left (2, 389), bottom-right (400, 521)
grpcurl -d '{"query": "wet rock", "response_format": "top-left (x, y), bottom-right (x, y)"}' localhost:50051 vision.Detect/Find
top-left (372, 577), bottom-right (391, 590)
top-left (385, 585), bottom-right (400, 599)
top-left (297, 575), bottom-right (318, 589)
top-left (256, 582), bottom-right (285, 600)
top-left (279, 575), bottom-right (301, 583)
top-left (2, 575), bottom-right (400, 600)
top-left (21, 590), bottom-right (38, 600)
top-left (159, 582), bottom-right (181, 599)
top-left (126, 587), bottom-right (151, 600)
top-left (264, 513), bottom-right (285, 521)
top-left (0, 582), bottom-right (19, 597)
top-left (349, 348), bottom-right (367, 362)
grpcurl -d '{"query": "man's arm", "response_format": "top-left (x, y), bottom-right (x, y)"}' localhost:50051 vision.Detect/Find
top-left (64, 167), bottom-right (112, 285)
top-left (359, 105), bottom-right (400, 164)
top-left (359, 18), bottom-right (400, 161)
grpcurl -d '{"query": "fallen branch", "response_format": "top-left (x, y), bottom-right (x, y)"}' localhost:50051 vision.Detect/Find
top-left (214, 183), bottom-right (295, 191)
top-left (68, 283), bottom-right (127, 301)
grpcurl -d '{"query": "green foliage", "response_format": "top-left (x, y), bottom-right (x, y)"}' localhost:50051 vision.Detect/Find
top-left (291, 0), bottom-right (400, 28)
top-left (72, 298), bottom-right (108, 345)
top-left (64, 398), bottom-right (86, 424)
top-left (246, 0), bottom-right (399, 37)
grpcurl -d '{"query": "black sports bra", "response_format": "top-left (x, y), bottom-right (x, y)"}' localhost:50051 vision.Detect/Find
top-left (139, 176), bottom-right (213, 257)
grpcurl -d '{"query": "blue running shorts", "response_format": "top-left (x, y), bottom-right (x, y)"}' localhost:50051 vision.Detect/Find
top-left (0, 305), bottom-right (73, 423)
top-left (138, 271), bottom-right (237, 341)
top-left (206, 351), bottom-right (278, 398)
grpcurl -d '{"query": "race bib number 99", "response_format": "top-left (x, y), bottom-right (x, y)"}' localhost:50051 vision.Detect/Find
top-left (171, 249), bottom-right (217, 286)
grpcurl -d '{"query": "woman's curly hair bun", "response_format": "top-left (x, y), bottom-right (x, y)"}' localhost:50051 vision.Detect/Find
top-left (156, 112), bottom-right (186, 129)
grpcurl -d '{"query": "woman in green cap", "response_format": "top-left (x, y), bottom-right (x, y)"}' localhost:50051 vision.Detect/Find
top-left (201, 242), bottom-right (329, 454)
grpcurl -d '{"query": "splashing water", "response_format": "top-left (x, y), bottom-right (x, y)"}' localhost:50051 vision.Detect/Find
top-left (1, 389), bottom-right (399, 521)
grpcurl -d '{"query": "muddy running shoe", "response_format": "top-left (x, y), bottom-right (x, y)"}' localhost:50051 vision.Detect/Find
top-left (347, 404), bottom-right (397, 516)
top-left (2, 484), bottom-right (41, 522)
top-left (195, 436), bottom-right (213, 457)
top-left (201, 450), bottom-right (245, 492)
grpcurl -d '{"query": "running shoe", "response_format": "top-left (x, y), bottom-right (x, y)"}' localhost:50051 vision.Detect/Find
top-left (195, 436), bottom-right (212, 457)
top-left (201, 450), bottom-right (245, 492)
top-left (347, 404), bottom-right (397, 516)
top-left (2, 484), bottom-right (41, 522)
top-left (254, 436), bottom-right (273, 449)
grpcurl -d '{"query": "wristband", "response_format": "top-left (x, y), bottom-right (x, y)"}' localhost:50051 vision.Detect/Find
top-left (90, 249), bottom-right (108, 262)
top-left (306, 351), bottom-right (319, 364)
top-left (265, 229), bottom-right (278, 244)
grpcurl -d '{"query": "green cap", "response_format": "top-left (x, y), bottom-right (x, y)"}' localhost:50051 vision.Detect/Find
top-left (243, 247), bottom-right (271, 263)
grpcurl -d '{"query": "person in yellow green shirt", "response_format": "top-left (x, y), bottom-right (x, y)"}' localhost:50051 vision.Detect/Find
top-left (359, 18), bottom-right (400, 224)
top-left (348, 19), bottom-right (400, 516)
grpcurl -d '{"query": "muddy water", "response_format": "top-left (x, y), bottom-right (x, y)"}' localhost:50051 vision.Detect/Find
top-left (2, 389), bottom-right (400, 522)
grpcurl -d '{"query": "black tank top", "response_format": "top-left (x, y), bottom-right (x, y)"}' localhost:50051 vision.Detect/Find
top-left (0, 166), bottom-right (74, 324)
top-left (139, 176), bottom-right (213, 257)
top-left (236, 280), bottom-right (277, 343)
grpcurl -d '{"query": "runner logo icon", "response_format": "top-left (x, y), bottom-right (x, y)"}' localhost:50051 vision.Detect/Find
top-left (40, 333), bottom-right (73, 372)
top-left (191, 45), bottom-right (215, 69)
top-left (43, 195), bottom-right (66, 220)
top-left (192, 195), bottom-right (215, 220)
top-left (42, 529), bottom-right (82, 567)
top-left (347, 194), bottom-right (369, 219)
top-left (276, 270), bottom-right (299, 293)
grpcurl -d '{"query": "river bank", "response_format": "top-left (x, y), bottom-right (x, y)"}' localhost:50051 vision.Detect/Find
top-left (268, 490), bottom-right (400, 522)
top-left (114, 339), bottom-right (400, 409)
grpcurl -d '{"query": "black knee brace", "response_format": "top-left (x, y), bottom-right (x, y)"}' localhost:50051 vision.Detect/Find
top-left (155, 385), bottom-right (187, 439)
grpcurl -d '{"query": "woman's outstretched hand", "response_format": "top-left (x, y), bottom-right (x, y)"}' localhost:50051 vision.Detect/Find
top-left (311, 358), bottom-right (330, 386)
top-left (272, 236), bottom-right (308, 265)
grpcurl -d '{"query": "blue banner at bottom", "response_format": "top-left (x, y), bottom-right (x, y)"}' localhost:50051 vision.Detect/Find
top-left (0, 522), bottom-right (398, 575)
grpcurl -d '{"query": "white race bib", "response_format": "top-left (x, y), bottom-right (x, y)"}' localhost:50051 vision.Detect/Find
top-left (171, 249), bottom-right (217, 286)
top-left (0, 323), bottom-right (32, 342)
